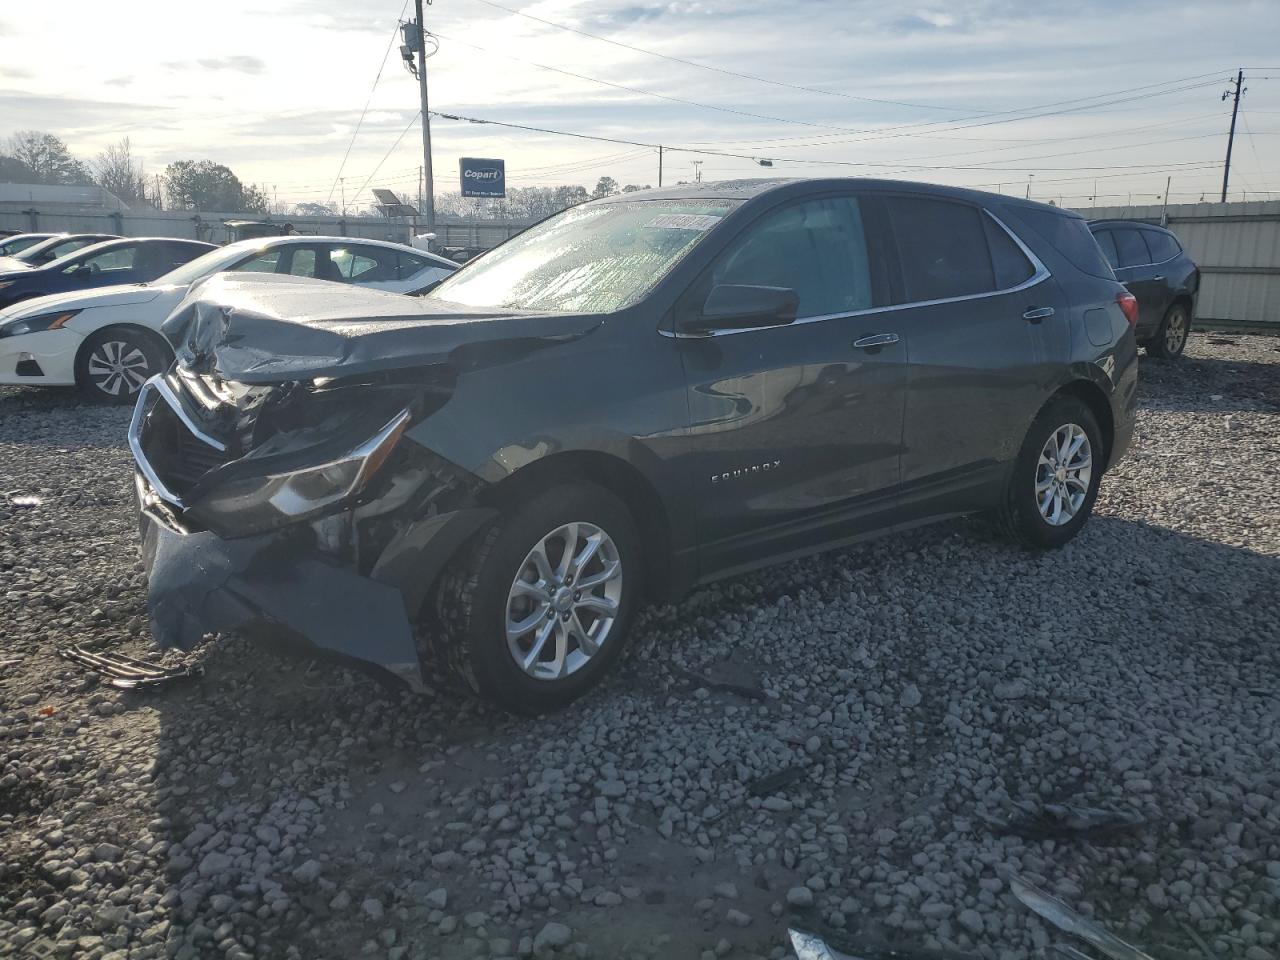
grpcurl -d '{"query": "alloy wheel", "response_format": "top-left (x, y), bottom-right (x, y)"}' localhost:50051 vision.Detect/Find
top-left (505, 521), bottom-right (623, 681)
top-left (1165, 310), bottom-right (1188, 355)
top-left (1035, 423), bottom-right (1092, 526)
top-left (87, 340), bottom-right (152, 397)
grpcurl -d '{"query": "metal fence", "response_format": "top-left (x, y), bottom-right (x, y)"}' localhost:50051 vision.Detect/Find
top-left (0, 204), bottom-right (534, 250)
top-left (1070, 199), bottom-right (1280, 328)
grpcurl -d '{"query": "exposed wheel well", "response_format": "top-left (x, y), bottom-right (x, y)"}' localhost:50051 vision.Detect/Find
top-left (73, 324), bottom-right (174, 382)
top-left (1052, 380), bottom-right (1114, 469)
top-left (1171, 294), bottom-right (1194, 317)
top-left (482, 451), bottom-right (673, 599)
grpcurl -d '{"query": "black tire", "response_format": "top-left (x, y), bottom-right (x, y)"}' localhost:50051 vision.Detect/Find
top-left (994, 396), bottom-right (1104, 549)
top-left (433, 483), bottom-right (642, 714)
top-left (75, 327), bottom-right (172, 404)
top-left (1146, 302), bottom-right (1191, 359)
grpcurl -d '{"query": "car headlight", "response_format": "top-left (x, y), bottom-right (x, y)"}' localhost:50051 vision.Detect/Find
top-left (184, 409), bottom-right (412, 536)
top-left (0, 309), bottom-right (80, 338)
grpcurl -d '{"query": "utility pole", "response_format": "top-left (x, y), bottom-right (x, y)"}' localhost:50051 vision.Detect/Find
top-left (1221, 69), bottom-right (1245, 203)
top-left (658, 146), bottom-right (663, 188)
top-left (1160, 175), bottom-right (1171, 226)
top-left (340, 178), bottom-right (346, 218)
top-left (413, 0), bottom-right (436, 239)
top-left (154, 174), bottom-right (163, 211)
top-left (692, 160), bottom-right (702, 184)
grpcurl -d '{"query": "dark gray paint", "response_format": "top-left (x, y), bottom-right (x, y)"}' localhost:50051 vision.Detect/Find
top-left (134, 178), bottom-right (1138, 684)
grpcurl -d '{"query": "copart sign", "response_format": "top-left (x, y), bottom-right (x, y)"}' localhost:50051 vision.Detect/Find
top-left (459, 158), bottom-right (506, 198)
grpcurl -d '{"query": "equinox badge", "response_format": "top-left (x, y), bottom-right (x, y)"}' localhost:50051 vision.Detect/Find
top-left (711, 460), bottom-right (781, 484)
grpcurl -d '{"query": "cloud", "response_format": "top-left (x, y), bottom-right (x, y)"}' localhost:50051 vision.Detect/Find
top-left (165, 55), bottom-right (266, 74)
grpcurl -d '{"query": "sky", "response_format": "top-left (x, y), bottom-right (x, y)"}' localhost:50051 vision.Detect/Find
top-left (1, 0), bottom-right (1278, 212)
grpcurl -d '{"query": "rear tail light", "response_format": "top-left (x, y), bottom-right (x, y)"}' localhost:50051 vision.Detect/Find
top-left (1117, 292), bottom-right (1139, 328)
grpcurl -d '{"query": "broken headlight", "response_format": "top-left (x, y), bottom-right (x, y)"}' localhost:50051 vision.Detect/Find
top-left (184, 409), bottom-right (412, 537)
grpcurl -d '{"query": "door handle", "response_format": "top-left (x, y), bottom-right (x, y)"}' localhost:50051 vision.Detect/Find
top-left (1151, 275), bottom-right (1165, 282)
top-left (853, 333), bottom-right (899, 349)
top-left (1023, 306), bottom-right (1055, 323)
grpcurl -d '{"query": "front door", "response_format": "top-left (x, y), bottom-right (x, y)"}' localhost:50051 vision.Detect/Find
top-left (674, 193), bottom-right (907, 578)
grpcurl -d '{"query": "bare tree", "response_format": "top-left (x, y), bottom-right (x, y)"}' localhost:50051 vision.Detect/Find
top-left (92, 137), bottom-right (148, 205)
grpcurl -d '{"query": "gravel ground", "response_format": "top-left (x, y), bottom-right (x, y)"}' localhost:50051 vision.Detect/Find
top-left (2, 334), bottom-right (1279, 960)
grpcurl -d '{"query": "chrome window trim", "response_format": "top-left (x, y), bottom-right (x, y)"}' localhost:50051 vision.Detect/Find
top-left (663, 207), bottom-right (1051, 339)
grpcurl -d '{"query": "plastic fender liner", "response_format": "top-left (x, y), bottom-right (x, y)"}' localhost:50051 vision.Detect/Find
top-left (142, 516), bottom-right (424, 689)
top-left (369, 506), bottom-right (499, 618)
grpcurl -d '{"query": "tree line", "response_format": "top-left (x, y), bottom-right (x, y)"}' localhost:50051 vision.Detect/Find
top-left (1, 130), bottom-right (269, 213)
top-left (1, 131), bottom-right (651, 221)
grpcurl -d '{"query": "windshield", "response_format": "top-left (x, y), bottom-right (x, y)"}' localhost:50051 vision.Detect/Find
top-left (0, 234), bottom-right (47, 255)
top-left (152, 242), bottom-right (259, 286)
top-left (429, 199), bottom-right (740, 313)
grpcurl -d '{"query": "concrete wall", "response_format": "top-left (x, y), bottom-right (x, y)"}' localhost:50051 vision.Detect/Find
top-left (1070, 200), bottom-right (1280, 327)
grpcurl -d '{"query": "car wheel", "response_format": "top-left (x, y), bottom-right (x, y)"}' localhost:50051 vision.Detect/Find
top-left (75, 328), bottom-right (172, 404)
top-left (433, 483), bottom-right (642, 714)
top-left (994, 396), bottom-right (1103, 549)
top-left (1147, 302), bottom-right (1191, 359)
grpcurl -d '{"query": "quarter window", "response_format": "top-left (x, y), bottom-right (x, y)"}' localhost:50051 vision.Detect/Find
top-left (712, 196), bottom-right (874, 318)
top-left (331, 246), bottom-right (398, 282)
top-left (1113, 229), bottom-right (1151, 268)
top-left (885, 196), bottom-right (996, 302)
top-left (1094, 230), bottom-right (1121, 269)
top-left (1142, 229), bottom-right (1180, 263)
top-left (983, 216), bottom-right (1035, 289)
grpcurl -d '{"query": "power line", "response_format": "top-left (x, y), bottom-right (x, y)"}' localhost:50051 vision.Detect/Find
top-left (467, 0), bottom-right (981, 114)
top-left (433, 30), bottom-right (952, 137)
top-left (348, 112), bottom-right (422, 208)
top-left (430, 110), bottom-right (1225, 177)
top-left (326, 0), bottom-right (411, 207)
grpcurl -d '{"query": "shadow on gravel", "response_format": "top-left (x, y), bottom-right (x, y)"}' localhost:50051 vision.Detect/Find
top-left (132, 508), bottom-right (1280, 960)
top-left (1137, 351), bottom-right (1280, 413)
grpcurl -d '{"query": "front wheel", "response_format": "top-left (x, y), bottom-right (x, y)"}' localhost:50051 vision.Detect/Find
top-left (433, 483), bottom-right (642, 714)
top-left (1147, 302), bottom-right (1190, 359)
top-left (994, 396), bottom-right (1103, 549)
top-left (76, 327), bottom-right (172, 404)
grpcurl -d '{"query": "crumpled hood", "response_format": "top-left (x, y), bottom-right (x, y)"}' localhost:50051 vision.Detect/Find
top-left (0, 282), bottom-right (172, 320)
top-left (162, 273), bottom-right (603, 384)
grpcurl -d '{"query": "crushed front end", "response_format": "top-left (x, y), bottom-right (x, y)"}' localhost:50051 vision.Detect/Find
top-left (130, 363), bottom-right (494, 689)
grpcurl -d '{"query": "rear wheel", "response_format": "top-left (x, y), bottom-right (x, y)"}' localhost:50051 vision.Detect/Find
top-left (75, 327), bottom-right (172, 404)
top-left (994, 396), bottom-right (1103, 549)
top-left (1147, 302), bottom-right (1190, 359)
top-left (433, 483), bottom-right (641, 714)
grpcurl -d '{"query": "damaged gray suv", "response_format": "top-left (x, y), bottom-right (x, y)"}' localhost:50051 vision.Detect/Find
top-left (132, 178), bottom-right (1138, 713)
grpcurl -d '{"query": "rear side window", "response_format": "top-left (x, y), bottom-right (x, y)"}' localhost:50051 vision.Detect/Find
top-left (397, 252), bottom-right (449, 281)
top-left (1143, 229), bottom-right (1180, 263)
top-left (1113, 229), bottom-right (1151, 268)
top-left (1093, 230), bottom-right (1121, 269)
top-left (1017, 207), bottom-right (1114, 279)
top-left (712, 195), bottom-right (875, 318)
top-left (885, 196), bottom-right (995, 301)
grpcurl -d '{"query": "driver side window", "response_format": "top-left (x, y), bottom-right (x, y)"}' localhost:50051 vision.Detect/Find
top-left (711, 196), bottom-right (875, 319)
top-left (64, 246), bottom-right (137, 274)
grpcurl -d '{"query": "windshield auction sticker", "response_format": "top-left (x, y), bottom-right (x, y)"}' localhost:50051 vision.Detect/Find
top-left (646, 214), bottom-right (723, 231)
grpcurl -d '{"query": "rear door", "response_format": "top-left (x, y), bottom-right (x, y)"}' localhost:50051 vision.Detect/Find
top-left (880, 194), bottom-right (1055, 520)
top-left (676, 192), bottom-right (908, 575)
top-left (1110, 227), bottom-right (1164, 334)
top-left (327, 243), bottom-right (402, 290)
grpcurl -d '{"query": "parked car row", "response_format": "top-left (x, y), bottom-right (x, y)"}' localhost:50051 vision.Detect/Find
top-left (0, 235), bottom-right (457, 401)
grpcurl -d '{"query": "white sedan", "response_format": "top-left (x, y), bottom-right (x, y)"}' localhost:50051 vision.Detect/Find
top-left (0, 235), bottom-right (456, 403)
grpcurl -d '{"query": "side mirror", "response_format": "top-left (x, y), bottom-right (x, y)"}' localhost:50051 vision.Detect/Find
top-left (688, 284), bottom-right (799, 333)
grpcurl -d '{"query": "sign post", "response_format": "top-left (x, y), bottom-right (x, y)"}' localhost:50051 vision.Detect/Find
top-left (459, 158), bottom-right (506, 198)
